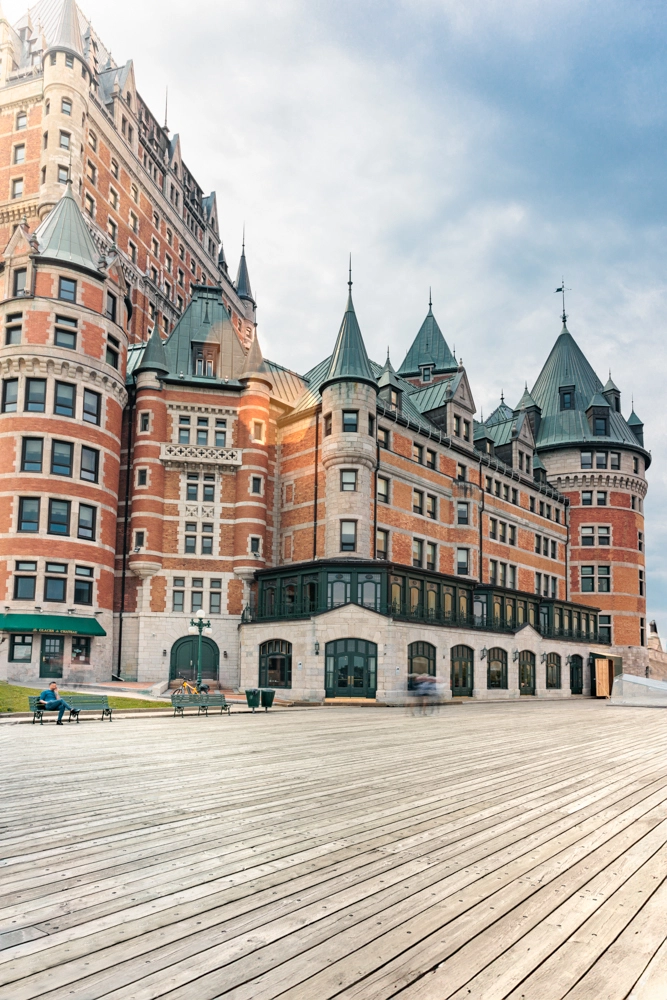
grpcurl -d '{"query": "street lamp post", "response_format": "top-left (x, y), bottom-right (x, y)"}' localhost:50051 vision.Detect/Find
top-left (187, 608), bottom-right (213, 689)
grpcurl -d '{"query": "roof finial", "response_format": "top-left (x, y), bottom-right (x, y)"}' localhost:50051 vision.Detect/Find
top-left (242, 223), bottom-right (245, 252)
top-left (501, 389), bottom-right (505, 404)
top-left (164, 85), bottom-right (168, 130)
top-left (386, 345), bottom-right (390, 363)
top-left (348, 253), bottom-right (352, 293)
top-left (428, 286), bottom-right (432, 310)
top-left (555, 277), bottom-right (570, 324)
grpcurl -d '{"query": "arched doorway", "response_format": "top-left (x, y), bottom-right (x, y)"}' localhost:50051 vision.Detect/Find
top-left (519, 650), bottom-right (535, 695)
top-left (570, 654), bottom-right (583, 694)
top-left (451, 645), bottom-right (474, 697)
top-left (170, 636), bottom-right (219, 683)
top-left (325, 639), bottom-right (377, 698)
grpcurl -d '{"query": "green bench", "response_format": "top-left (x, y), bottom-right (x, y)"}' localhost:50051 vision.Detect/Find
top-left (29, 694), bottom-right (113, 724)
top-left (171, 692), bottom-right (231, 717)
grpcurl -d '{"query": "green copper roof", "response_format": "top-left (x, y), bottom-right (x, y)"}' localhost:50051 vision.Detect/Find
top-left (321, 288), bottom-right (376, 389)
top-left (485, 400), bottom-right (515, 426)
top-left (163, 285), bottom-right (246, 380)
top-left (398, 303), bottom-right (458, 376)
top-left (235, 242), bottom-right (253, 302)
top-left (516, 383), bottom-right (538, 410)
top-left (377, 352), bottom-right (403, 391)
top-left (136, 325), bottom-right (169, 376)
top-left (602, 375), bottom-right (620, 393)
top-left (529, 322), bottom-right (645, 452)
top-left (34, 181), bottom-right (103, 277)
top-left (407, 373), bottom-right (459, 414)
top-left (627, 409), bottom-right (643, 426)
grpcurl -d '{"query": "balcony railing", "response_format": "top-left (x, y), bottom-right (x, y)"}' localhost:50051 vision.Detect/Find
top-left (160, 443), bottom-right (242, 465)
top-left (241, 600), bottom-right (610, 644)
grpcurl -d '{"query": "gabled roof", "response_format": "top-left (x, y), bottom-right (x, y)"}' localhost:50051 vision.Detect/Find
top-left (398, 302), bottom-right (458, 376)
top-left (135, 325), bottom-right (169, 376)
top-left (377, 352), bottom-right (403, 391)
top-left (162, 284), bottom-right (246, 381)
top-left (33, 181), bottom-right (103, 277)
top-left (485, 400), bottom-right (515, 426)
top-left (235, 241), bottom-right (253, 302)
top-left (529, 321), bottom-right (646, 452)
top-left (515, 383), bottom-right (538, 410)
top-left (321, 288), bottom-right (376, 390)
top-left (407, 373), bottom-right (459, 414)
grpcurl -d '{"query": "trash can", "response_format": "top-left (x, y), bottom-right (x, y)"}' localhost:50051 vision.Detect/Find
top-left (245, 688), bottom-right (261, 712)
top-left (260, 689), bottom-right (276, 711)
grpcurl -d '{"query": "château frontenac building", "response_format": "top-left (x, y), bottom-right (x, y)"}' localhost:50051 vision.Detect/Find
top-left (0, 1), bottom-right (650, 701)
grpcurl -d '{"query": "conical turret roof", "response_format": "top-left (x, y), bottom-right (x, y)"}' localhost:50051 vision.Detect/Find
top-left (235, 240), bottom-right (253, 302)
top-left (377, 350), bottom-right (403, 391)
top-left (34, 181), bottom-right (103, 276)
top-left (398, 300), bottom-right (458, 376)
top-left (602, 375), bottom-right (620, 393)
top-left (321, 286), bottom-right (376, 390)
top-left (241, 334), bottom-right (266, 376)
top-left (516, 383), bottom-right (538, 410)
top-left (627, 409), bottom-right (643, 426)
top-left (136, 325), bottom-right (169, 376)
top-left (49, 0), bottom-right (84, 57)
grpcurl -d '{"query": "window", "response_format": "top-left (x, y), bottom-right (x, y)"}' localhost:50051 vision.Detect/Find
top-left (13, 269), bottom-right (27, 297)
top-left (74, 575), bottom-right (93, 605)
top-left (581, 526), bottom-right (594, 546)
top-left (18, 497), bottom-right (40, 532)
top-left (250, 476), bottom-right (262, 495)
top-left (252, 421), bottom-right (264, 442)
top-left (426, 542), bottom-right (436, 571)
top-left (425, 448), bottom-right (436, 470)
top-left (128, 241), bottom-right (137, 263)
top-left (368, 413), bottom-right (375, 436)
top-left (457, 548), bottom-right (469, 575)
top-left (259, 640), bottom-right (292, 688)
top-left (58, 165), bottom-right (69, 184)
top-left (377, 477), bottom-right (389, 504)
top-left (59, 276), bottom-right (76, 302)
top-left (4, 311), bottom-right (21, 346)
top-left (25, 379), bottom-right (46, 412)
top-left (598, 566), bottom-right (611, 592)
top-left (529, 496), bottom-right (535, 511)
top-left (11, 178), bottom-right (23, 199)
top-left (413, 443), bottom-right (423, 464)
top-left (54, 382), bottom-right (75, 417)
top-left (80, 446), bottom-right (99, 483)
top-left (598, 526), bottom-right (610, 546)
top-left (594, 416), bottom-right (608, 436)
top-left (2, 379), bottom-right (18, 412)
top-left (499, 522), bottom-right (507, 543)
top-left (48, 499), bottom-right (70, 535)
top-left (83, 389), bottom-right (101, 425)
top-left (54, 315), bottom-right (77, 349)
top-left (202, 526), bottom-right (215, 556)
top-left (186, 479), bottom-right (198, 501)
top-left (377, 426), bottom-right (390, 449)
top-left (426, 495), bottom-right (437, 520)
top-left (51, 440), bottom-right (73, 476)
top-left (110, 159), bottom-right (119, 180)
top-left (489, 560), bottom-right (498, 585)
top-left (106, 335), bottom-right (119, 369)
top-left (86, 160), bottom-right (97, 185)
top-left (509, 525), bottom-right (516, 546)
top-left (249, 536), bottom-right (260, 556)
top-left (196, 417), bottom-right (209, 445)
top-left (137, 468), bottom-right (147, 486)
top-left (215, 420), bottom-right (226, 447)
top-left (457, 463), bottom-right (466, 481)
top-left (546, 653), bottom-right (561, 689)
top-left (412, 538), bottom-right (423, 567)
top-left (210, 588), bottom-right (221, 615)
top-left (638, 531), bottom-right (644, 552)
top-left (340, 520), bottom-right (356, 552)
top-left (9, 634), bottom-right (32, 662)
top-left (454, 415), bottom-right (461, 436)
top-left (457, 502), bottom-right (469, 525)
top-left (599, 614), bottom-right (612, 643)
top-left (595, 451), bottom-right (607, 470)
top-left (534, 532), bottom-right (540, 553)
top-left (581, 566), bottom-right (594, 592)
top-left (130, 211), bottom-right (138, 234)
top-left (639, 569), bottom-right (645, 597)
top-left (178, 416), bottom-right (190, 443)
top-left (44, 575), bottom-right (66, 602)
top-left (376, 528), bottom-right (389, 559)
top-left (596, 491), bottom-right (607, 506)
top-left (582, 491), bottom-right (593, 506)
top-left (72, 635), bottom-right (91, 663)
top-left (21, 437), bottom-right (43, 473)
top-left (611, 452), bottom-right (621, 470)
top-left (185, 522), bottom-right (197, 553)
top-left (341, 469), bottom-right (357, 491)
top-left (16, 111), bottom-right (27, 129)
top-left (131, 184), bottom-right (139, 203)
top-left (77, 504), bottom-right (96, 540)
top-left (413, 490), bottom-right (423, 515)
top-left (551, 539), bottom-right (557, 559)
top-left (13, 144), bottom-right (25, 164)
top-left (631, 495), bottom-right (637, 511)
top-left (560, 385), bottom-right (575, 410)
top-left (65, 53), bottom-right (74, 68)
top-left (14, 573), bottom-right (36, 599)
top-left (106, 293), bottom-right (117, 324)
top-left (203, 480), bottom-right (215, 502)
top-left (342, 411), bottom-right (358, 433)
top-left (580, 451), bottom-right (592, 469)
top-left (487, 648), bottom-right (507, 689)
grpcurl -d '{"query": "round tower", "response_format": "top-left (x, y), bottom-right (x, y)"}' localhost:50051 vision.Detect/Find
top-left (0, 184), bottom-right (127, 683)
top-left (320, 280), bottom-right (378, 560)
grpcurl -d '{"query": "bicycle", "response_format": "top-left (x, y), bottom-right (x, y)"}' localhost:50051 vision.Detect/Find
top-left (174, 675), bottom-right (210, 696)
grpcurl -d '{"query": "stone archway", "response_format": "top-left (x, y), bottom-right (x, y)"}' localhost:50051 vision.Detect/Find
top-left (169, 636), bottom-right (220, 682)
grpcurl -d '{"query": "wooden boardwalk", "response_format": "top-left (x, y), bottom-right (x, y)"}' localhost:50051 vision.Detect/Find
top-left (2, 700), bottom-right (667, 999)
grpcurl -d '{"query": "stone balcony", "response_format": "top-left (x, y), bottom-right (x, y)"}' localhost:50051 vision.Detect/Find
top-left (159, 443), bottom-right (243, 466)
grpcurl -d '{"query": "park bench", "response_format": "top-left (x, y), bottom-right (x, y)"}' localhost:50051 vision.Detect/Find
top-left (171, 692), bottom-right (231, 717)
top-left (29, 694), bottom-right (113, 724)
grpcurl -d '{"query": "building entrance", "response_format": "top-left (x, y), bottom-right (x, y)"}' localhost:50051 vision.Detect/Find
top-left (325, 639), bottom-right (377, 698)
top-left (519, 650), bottom-right (536, 695)
top-left (40, 635), bottom-right (64, 678)
top-left (570, 654), bottom-right (583, 694)
top-left (169, 636), bottom-right (219, 683)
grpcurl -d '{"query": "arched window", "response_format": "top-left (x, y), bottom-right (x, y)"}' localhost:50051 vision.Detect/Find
top-left (259, 640), bottom-right (292, 688)
top-left (408, 642), bottom-right (436, 677)
top-left (487, 647), bottom-right (507, 689)
top-left (546, 652), bottom-right (561, 689)
top-left (519, 650), bottom-right (535, 695)
top-left (451, 644), bottom-right (474, 696)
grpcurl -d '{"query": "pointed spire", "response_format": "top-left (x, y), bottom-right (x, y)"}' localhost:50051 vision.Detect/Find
top-left (218, 242), bottom-right (228, 274)
top-left (398, 299), bottom-right (457, 376)
top-left (34, 181), bottom-right (103, 276)
top-left (50, 0), bottom-right (84, 57)
top-left (516, 382), bottom-right (538, 411)
top-left (235, 229), bottom-right (254, 302)
top-left (377, 347), bottom-right (402, 391)
top-left (428, 287), bottom-right (432, 311)
top-left (321, 272), bottom-right (376, 391)
top-left (136, 325), bottom-right (169, 377)
top-left (241, 333), bottom-right (265, 376)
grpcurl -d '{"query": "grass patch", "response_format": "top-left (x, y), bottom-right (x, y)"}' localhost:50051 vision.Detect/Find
top-left (0, 682), bottom-right (168, 713)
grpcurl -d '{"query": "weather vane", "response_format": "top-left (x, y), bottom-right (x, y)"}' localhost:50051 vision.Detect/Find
top-left (555, 278), bottom-right (571, 324)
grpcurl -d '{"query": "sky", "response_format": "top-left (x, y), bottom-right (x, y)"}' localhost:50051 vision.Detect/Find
top-left (9, 0), bottom-right (667, 622)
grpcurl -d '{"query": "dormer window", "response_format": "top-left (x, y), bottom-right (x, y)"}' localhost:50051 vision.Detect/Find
top-left (193, 345), bottom-right (217, 378)
top-left (420, 365), bottom-right (433, 383)
top-left (559, 385), bottom-right (575, 410)
top-left (594, 415), bottom-right (608, 436)
top-left (390, 388), bottom-right (400, 409)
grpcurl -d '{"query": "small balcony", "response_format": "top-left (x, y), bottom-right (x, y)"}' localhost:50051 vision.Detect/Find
top-left (160, 443), bottom-right (242, 466)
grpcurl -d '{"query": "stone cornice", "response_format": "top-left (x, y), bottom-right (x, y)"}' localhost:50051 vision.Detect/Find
top-left (0, 353), bottom-right (128, 407)
top-left (553, 472), bottom-right (648, 498)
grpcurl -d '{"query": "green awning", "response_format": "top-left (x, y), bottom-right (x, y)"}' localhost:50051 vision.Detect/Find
top-left (0, 614), bottom-right (106, 636)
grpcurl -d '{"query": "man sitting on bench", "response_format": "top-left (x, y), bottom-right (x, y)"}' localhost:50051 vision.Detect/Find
top-left (37, 681), bottom-right (72, 725)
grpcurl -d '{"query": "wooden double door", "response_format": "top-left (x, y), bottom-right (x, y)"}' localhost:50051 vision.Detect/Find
top-left (325, 639), bottom-right (377, 698)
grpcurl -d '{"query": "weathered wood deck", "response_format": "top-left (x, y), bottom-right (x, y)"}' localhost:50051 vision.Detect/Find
top-left (1, 700), bottom-right (667, 998)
